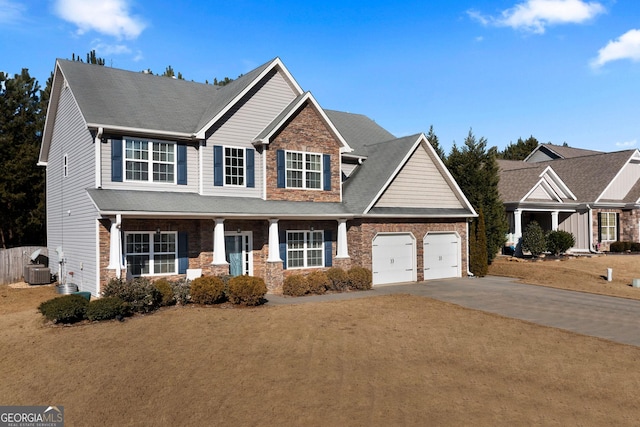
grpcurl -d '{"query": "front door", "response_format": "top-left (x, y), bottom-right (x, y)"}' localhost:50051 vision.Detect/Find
top-left (225, 232), bottom-right (253, 276)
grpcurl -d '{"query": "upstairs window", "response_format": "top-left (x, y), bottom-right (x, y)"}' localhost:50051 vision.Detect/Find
top-left (124, 138), bottom-right (175, 183)
top-left (225, 147), bottom-right (245, 186)
top-left (286, 151), bottom-right (321, 189)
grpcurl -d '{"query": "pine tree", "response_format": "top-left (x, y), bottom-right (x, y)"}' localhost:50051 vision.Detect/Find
top-left (498, 136), bottom-right (539, 160)
top-left (470, 209), bottom-right (489, 276)
top-left (426, 125), bottom-right (446, 160)
top-left (0, 69), bottom-right (46, 247)
top-left (446, 129), bottom-right (508, 264)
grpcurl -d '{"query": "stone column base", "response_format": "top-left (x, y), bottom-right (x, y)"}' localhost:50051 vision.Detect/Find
top-left (265, 262), bottom-right (284, 294)
top-left (333, 258), bottom-right (352, 271)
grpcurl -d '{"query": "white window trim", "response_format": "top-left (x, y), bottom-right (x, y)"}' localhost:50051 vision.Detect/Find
top-left (600, 212), bottom-right (617, 242)
top-left (124, 231), bottom-right (178, 276)
top-left (123, 137), bottom-right (177, 184)
top-left (285, 150), bottom-right (323, 190)
top-left (286, 229), bottom-right (324, 269)
top-left (223, 145), bottom-right (246, 187)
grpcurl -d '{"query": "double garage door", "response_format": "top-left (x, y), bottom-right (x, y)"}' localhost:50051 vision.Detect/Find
top-left (372, 232), bottom-right (460, 285)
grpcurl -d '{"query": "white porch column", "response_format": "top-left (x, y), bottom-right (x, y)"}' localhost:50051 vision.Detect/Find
top-left (107, 214), bottom-right (124, 278)
top-left (212, 218), bottom-right (228, 265)
top-left (514, 209), bottom-right (523, 240)
top-left (336, 218), bottom-right (350, 259)
top-left (551, 211), bottom-right (559, 231)
top-left (267, 219), bottom-right (283, 263)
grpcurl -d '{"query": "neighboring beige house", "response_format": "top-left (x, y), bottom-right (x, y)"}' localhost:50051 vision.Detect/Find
top-left (39, 57), bottom-right (476, 296)
top-left (499, 144), bottom-right (640, 253)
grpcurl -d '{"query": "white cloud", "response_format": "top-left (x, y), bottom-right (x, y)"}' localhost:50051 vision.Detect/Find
top-left (469, 0), bottom-right (605, 34)
top-left (591, 29), bottom-right (640, 68)
top-left (615, 139), bottom-right (637, 148)
top-left (54, 0), bottom-right (146, 39)
top-left (92, 40), bottom-right (132, 56)
top-left (0, 0), bottom-right (26, 24)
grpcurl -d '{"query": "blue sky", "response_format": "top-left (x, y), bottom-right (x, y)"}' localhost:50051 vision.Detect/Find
top-left (2, 0), bottom-right (640, 154)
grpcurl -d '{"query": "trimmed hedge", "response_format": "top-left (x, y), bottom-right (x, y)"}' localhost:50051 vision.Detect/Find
top-left (348, 267), bottom-right (373, 290)
top-left (171, 278), bottom-right (191, 305)
top-left (306, 271), bottom-right (329, 295)
top-left (38, 294), bottom-right (89, 324)
top-left (325, 267), bottom-right (349, 292)
top-left (546, 230), bottom-right (575, 256)
top-left (153, 278), bottom-right (176, 306)
top-left (609, 241), bottom-right (640, 252)
top-left (283, 274), bottom-right (308, 296)
top-left (86, 297), bottom-right (128, 321)
top-left (227, 276), bottom-right (267, 306)
top-left (102, 277), bottom-right (162, 313)
top-left (190, 276), bottom-right (226, 304)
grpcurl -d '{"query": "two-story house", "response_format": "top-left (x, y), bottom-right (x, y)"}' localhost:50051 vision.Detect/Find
top-left (39, 58), bottom-right (476, 296)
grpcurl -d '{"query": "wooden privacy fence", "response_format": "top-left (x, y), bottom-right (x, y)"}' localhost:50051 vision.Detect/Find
top-left (0, 246), bottom-right (48, 285)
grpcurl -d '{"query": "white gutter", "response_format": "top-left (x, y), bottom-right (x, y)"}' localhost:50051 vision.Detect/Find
top-left (87, 123), bottom-right (196, 141)
top-left (586, 204), bottom-right (599, 254)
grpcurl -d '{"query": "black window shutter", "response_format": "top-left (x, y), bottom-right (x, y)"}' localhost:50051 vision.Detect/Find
top-left (111, 138), bottom-right (123, 182)
top-left (616, 213), bottom-right (620, 241)
top-left (178, 232), bottom-right (189, 274)
top-left (279, 229), bottom-right (287, 269)
top-left (246, 148), bottom-right (255, 188)
top-left (323, 154), bottom-right (331, 191)
top-left (324, 230), bottom-right (332, 267)
top-left (277, 150), bottom-right (285, 188)
top-left (213, 145), bottom-right (223, 186)
top-left (597, 212), bottom-right (602, 242)
top-left (177, 143), bottom-right (187, 185)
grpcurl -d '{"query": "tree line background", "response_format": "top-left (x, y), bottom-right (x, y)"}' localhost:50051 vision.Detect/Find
top-left (2, 51), bottom-right (559, 275)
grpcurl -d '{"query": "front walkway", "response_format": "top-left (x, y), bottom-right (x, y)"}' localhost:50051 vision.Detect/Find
top-left (267, 276), bottom-right (640, 347)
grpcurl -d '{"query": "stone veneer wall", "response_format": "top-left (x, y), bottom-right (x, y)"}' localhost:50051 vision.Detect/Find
top-left (265, 103), bottom-right (342, 202)
top-left (347, 218), bottom-right (469, 281)
top-left (593, 209), bottom-right (640, 251)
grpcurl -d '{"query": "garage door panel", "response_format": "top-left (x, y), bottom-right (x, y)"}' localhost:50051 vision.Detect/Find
top-left (424, 233), bottom-right (460, 280)
top-left (372, 234), bottom-right (415, 285)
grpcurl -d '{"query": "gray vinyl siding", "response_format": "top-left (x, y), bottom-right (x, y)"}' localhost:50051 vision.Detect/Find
top-left (375, 142), bottom-right (464, 209)
top-left (46, 83), bottom-right (100, 295)
top-left (527, 185), bottom-right (553, 200)
top-left (202, 71), bottom-right (297, 197)
top-left (600, 161), bottom-right (640, 200)
top-left (101, 139), bottom-right (199, 192)
top-left (558, 211), bottom-right (590, 251)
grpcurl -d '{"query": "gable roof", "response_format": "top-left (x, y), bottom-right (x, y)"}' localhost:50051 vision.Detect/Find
top-left (524, 144), bottom-right (602, 162)
top-left (40, 57), bottom-right (302, 163)
top-left (343, 133), bottom-right (476, 217)
top-left (324, 110), bottom-right (395, 155)
top-left (500, 150), bottom-right (638, 204)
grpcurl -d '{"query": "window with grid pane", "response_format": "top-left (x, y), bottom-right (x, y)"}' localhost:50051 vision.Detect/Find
top-left (125, 232), bottom-right (177, 276)
top-left (600, 212), bottom-right (617, 241)
top-left (225, 147), bottom-right (245, 186)
top-left (286, 230), bottom-right (324, 268)
top-left (125, 138), bottom-right (175, 183)
top-left (285, 151), bottom-right (322, 189)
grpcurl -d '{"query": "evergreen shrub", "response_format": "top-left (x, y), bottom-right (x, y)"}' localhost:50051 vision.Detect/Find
top-left (348, 267), bottom-right (373, 290)
top-left (190, 276), bottom-right (226, 304)
top-left (227, 276), bottom-right (267, 306)
top-left (38, 294), bottom-right (88, 324)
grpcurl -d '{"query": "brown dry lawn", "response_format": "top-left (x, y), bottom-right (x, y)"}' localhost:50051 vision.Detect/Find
top-left (2, 255), bottom-right (640, 426)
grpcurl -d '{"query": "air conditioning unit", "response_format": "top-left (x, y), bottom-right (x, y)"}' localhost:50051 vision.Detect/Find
top-left (24, 264), bottom-right (44, 282)
top-left (26, 267), bottom-right (51, 285)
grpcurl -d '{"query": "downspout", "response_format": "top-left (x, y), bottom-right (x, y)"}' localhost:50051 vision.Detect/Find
top-left (95, 127), bottom-right (103, 188)
top-left (466, 219), bottom-right (474, 277)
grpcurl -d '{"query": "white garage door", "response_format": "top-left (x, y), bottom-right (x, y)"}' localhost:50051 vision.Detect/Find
top-left (423, 232), bottom-right (460, 280)
top-left (372, 233), bottom-right (416, 285)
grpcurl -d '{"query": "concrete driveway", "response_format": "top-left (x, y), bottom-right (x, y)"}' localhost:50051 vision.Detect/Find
top-left (267, 276), bottom-right (640, 347)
